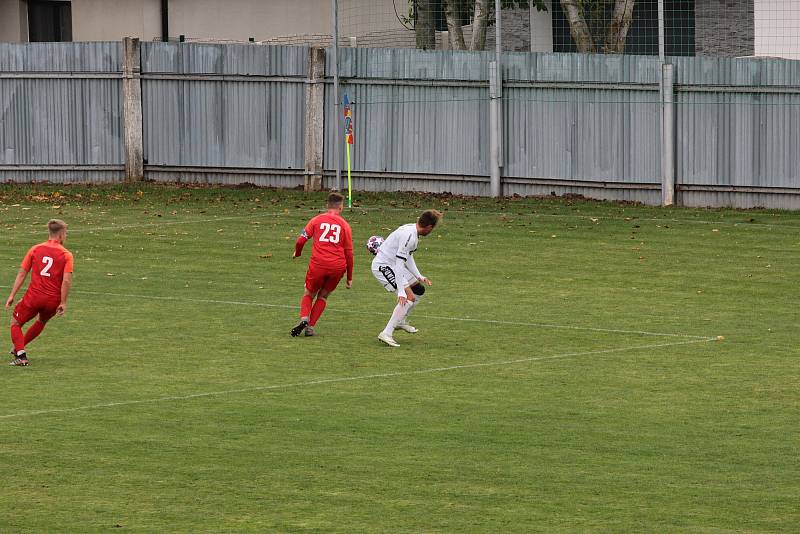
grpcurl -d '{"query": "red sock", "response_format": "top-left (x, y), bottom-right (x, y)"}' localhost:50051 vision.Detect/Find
top-left (300, 295), bottom-right (313, 319)
top-left (309, 298), bottom-right (327, 326)
top-left (10, 324), bottom-right (25, 354)
top-left (24, 320), bottom-right (46, 345)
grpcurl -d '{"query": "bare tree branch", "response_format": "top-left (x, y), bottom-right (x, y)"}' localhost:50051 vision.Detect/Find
top-left (415, 0), bottom-right (436, 50)
top-left (470, 0), bottom-right (490, 51)
top-left (559, 0), bottom-right (596, 53)
top-left (445, 0), bottom-right (468, 50)
top-left (604, 0), bottom-right (636, 53)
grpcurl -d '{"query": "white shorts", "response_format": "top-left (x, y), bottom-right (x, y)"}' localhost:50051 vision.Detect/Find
top-left (371, 262), bottom-right (415, 294)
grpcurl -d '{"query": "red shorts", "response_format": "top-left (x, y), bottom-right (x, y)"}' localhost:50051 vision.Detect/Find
top-left (13, 295), bottom-right (59, 325)
top-left (305, 265), bottom-right (345, 294)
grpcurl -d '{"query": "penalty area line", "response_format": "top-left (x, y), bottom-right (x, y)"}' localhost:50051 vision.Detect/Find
top-left (0, 337), bottom-right (715, 421)
top-left (70, 289), bottom-right (714, 340)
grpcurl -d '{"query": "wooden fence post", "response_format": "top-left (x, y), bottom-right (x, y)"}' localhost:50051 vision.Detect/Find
top-left (304, 47), bottom-right (326, 192)
top-left (122, 37), bottom-right (144, 181)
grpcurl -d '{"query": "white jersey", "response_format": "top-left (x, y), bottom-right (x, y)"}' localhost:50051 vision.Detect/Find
top-left (375, 223), bottom-right (417, 265)
top-left (372, 223), bottom-right (424, 296)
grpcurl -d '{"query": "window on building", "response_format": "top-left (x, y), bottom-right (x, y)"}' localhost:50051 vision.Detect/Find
top-left (551, 0), bottom-right (696, 56)
top-left (28, 0), bottom-right (72, 42)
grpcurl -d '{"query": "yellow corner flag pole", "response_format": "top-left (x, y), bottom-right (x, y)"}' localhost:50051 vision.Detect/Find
top-left (346, 142), bottom-right (352, 208)
top-left (343, 93), bottom-right (354, 208)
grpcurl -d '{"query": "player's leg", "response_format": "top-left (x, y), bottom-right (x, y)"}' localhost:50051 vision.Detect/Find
top-left (24, 320), bottom-right (46, 345)
top-left (378, 269), bottom-right (425, 347)
top-left (293, 269), bottom-right (321, 337)
top-left (24, 306), bottom-right (56, 346)
top-left (372, 264), bottom-right (404, 346)
top-left (307, 271), bottom-right (344, 335)
top-left (292, 288), bottom-right (313, 337)
top-left (9, 316), bottom-right (25, 355)
top-left (306, 287), bottom-right (328, 335)
top-left (397, 283), bottom-right (424, 333)
top-left (8, 299), bottom-right (36, 365)
top-left (293, 269), bottom-right (316, 336)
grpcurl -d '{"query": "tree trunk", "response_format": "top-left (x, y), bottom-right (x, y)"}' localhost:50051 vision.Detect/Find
top-left (415, 0), bottom-right (436, 50)
top-left (445, 0), bottom-right (467, 50)
top-left (469, 0), bottom-right (490, 51)
top-left (604, 0), bottom-right (636, 53)
top-left (559, 0), bottom-right (595, 53)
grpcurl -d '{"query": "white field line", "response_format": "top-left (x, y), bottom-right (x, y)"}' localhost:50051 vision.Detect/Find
top-left (70, 289), bottom-right (713, 340)
top-left (0, 337), bottom-right (714, 421)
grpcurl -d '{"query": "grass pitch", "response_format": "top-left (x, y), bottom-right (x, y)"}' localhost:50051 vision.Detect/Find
top-left (1, 183), bottom-right (798, 532)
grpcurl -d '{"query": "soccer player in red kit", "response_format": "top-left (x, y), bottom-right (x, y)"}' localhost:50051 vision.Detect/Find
top-left (5, 219), bottom-right (74, 366)
top-left (291, 192), bottom-right (353, 337)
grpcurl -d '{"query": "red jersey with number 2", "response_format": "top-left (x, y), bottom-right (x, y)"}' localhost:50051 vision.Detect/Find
top-left (301, 212), bottom-right (354, 277)
top-left (21, 240), bottom-right (74, 302)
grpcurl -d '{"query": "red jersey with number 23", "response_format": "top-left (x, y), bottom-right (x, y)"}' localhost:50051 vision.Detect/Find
top-left (298, 212), bottom-right (354, 279)
top-left (21, 240), bottom-right (74, 303)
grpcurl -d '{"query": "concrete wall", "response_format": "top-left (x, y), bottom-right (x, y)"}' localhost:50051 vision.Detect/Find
top-left (72, 0), bottom-right (161, 42)
top-left (0, 0), bottom-right (27, 42)
top-left (340, 0), bottom-right (402, 38)
top-left (754, 0), bottom-right (800, 59)
top-left (695, 0), bottom-right (755, 57)
top-left (169, 0), bottom-right (330, 42)
top-left (71, 0), bottom-right (331, 42)
top-left (530, 1), bottom-right (553, 53)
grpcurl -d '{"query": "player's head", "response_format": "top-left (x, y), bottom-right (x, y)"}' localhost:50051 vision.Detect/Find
top-left (48, 219), bottom-right (68, 242)
top-left (417, 209), bottom-right (442, 236)
top-left (326, 192), bottom-right (345, 211)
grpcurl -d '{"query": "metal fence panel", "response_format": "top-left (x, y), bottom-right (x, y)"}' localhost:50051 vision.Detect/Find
top-left (676, 91), bottom-right (800, 188)
top-left (0, 41), bottom-right (122, 72)
top-left (324, 82), bottom-right (488, 176)
top-left (333, 47), bottom-right (493, 81)
top-left (3, 41), bottom-right (800, 208)
top-left (141, 42), bottom-right (307, 76)
top-left (672, 55), bottom-right (800, 86)
top-left (141, 43), bottom-right (306, 170)
top-left (503, 87), bottom-right (660, 184)
top-left (142, 79), bottom-right (305, 169)
top-left (0, 42), bottom-right (124, 171)
top-left (504, 52), bottom-right (660, 84)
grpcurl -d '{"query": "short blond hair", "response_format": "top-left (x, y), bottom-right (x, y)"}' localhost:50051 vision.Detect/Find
top-left (48, 219), bottom-right (67, 236)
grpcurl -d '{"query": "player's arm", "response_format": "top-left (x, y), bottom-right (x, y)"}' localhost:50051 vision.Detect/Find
top-left (344, 224), bottom-right (354, 289)
top-left (56, 252), bottom-right (74, 316)
top-left (5, 248), bottom-right (33, 309)
top-left (292, 223), bottom-right (313, 259)
top-left (57, 272), bottom-right (72, 316)
top-left (405, 255), bottom-right (431, 286)
top-left (5, 267), bottom-right (30, 310)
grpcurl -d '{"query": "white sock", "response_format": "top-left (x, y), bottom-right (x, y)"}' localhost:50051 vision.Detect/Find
top-left (382, 301), bottom-right (409, 336)
top-left (401, 299), bottom-right (418, 324)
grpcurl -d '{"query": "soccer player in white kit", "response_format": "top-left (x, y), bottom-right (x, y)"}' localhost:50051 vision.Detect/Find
top-left (371, 210), bottom-right (442, 347)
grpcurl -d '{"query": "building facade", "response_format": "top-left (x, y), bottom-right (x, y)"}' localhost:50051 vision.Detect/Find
top-left (0, 0), bottom-right (798, 60)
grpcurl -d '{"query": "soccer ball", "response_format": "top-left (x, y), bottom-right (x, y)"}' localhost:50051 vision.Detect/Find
top-left (366, 235), bottom-right (384, 255)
